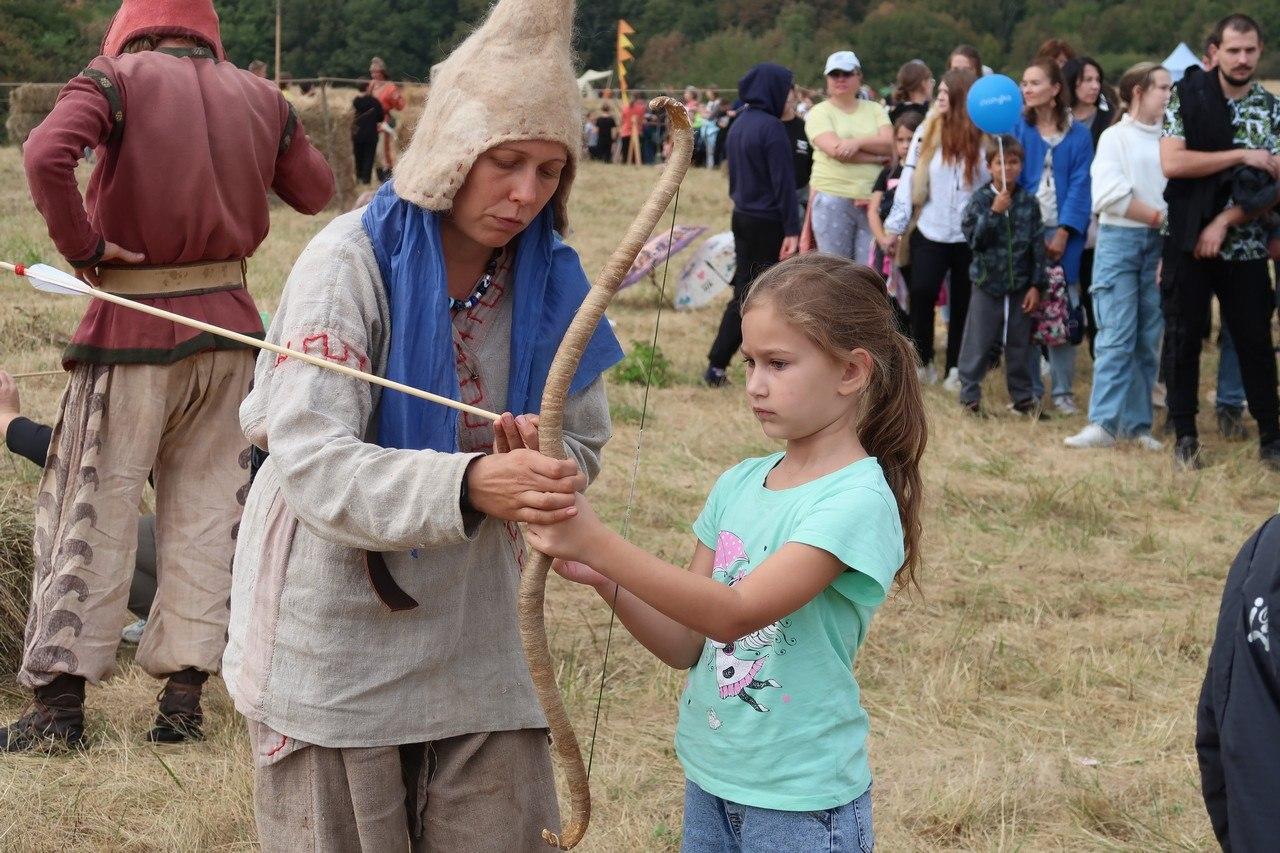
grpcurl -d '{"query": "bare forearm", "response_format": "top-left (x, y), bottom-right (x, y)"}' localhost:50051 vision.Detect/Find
top-left (857, 134), bottom-right (893, 155)
top-left (589, 530), bottom-right (752, 644)
top-left (1123, 198), bottom-right (1163, 226)
top-left (590, 580), bottom-right (703, 669)
top-left (1161, 146), bottom-right (1241, 179)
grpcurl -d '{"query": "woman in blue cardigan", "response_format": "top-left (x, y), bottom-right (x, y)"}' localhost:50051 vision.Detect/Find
top-left (1014, 57), bottom-right (1094, 415)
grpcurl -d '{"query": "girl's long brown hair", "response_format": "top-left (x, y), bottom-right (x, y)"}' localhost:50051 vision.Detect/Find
top-left (935, 68), bottom-right (983, 184)
top-left (743, 254), bottom-right (927, 591)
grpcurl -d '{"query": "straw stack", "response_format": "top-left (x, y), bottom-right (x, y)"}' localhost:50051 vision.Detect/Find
top-left (5, 84), bottom-right (62, 147)
top-left (286, 85), bottom-right (358, 210)
top-left (0, 491), bottom-right (33, 681)
top-left (395, 84), bottom-right (429, 150)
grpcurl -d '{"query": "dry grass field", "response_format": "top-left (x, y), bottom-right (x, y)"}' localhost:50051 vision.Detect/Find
top-left (0, 144), bottom-right (1270, 851)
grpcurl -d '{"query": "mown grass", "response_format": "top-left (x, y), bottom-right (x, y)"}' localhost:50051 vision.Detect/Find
top-left (0, 145), bottom-right (1265, 850)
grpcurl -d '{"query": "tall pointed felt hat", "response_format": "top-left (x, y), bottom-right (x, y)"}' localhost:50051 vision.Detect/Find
top-left (393, 0), bottom-right (581, 231)
top-left (102, 0), bottom-right (226, 59)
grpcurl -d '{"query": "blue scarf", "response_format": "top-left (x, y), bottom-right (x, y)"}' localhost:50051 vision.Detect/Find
top-left (362, 183), bottom-right (623, 452)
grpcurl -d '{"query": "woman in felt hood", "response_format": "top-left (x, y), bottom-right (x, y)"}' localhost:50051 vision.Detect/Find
top-left (221, 0), bottom-right (623, 848)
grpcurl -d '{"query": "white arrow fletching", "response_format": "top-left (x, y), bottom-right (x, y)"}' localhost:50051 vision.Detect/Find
top-left (26, 263), bottom-right (92, 296)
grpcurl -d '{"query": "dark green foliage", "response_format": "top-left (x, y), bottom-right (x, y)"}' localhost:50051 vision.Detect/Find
top-left (5, 0), bottom-right (1280, 95)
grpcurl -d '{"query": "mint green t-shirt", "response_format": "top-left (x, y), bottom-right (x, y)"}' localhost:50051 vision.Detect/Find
top-left (676, 453), bottom-right (904, 811)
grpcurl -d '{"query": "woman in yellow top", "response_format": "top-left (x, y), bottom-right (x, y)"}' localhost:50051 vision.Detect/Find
top-left (804, 51), bottom-right (893, 263)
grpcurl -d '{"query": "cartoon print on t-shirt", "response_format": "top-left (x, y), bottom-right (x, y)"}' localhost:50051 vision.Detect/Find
top-left (707, 531), bottom-right (785, 716)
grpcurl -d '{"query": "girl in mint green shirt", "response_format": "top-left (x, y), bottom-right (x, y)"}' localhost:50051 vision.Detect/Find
top-left (528, 253), bottom-right (926, 852)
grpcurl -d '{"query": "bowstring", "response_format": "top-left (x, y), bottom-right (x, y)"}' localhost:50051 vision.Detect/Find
top-left (585, 185), bottom-right (681, 779)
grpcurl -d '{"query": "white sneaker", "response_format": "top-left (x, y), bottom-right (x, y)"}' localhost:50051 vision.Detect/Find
top-left (1053, 395), bottom-right (1079, 416)
top-left (916, 363), bottom-right (938, 385)
top-left (1040, 356), bottom-right (1051, 378)
top-left (121, 617), bottom-right (147, 645)
top-left (1133, 432), bottom-right (1164, 451)
top-left (942, 367), bottom-right (961, 393)
top-left (1064, 424), bottom-right (1115, 448)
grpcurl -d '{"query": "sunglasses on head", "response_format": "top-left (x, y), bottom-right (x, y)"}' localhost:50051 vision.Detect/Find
top-left (827, 69), bottom-right (859, 79)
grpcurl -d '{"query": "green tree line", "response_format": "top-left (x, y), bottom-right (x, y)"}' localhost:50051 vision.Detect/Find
top-left (4, 0), bottom-right (1280, 89)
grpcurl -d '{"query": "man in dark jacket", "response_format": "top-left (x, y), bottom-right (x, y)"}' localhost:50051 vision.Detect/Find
top-left (1160, 13), bottom-right (1280, 471)
top-left (1198, 514), bottom-right (1280, 850)
top-left (704, 62), bottom-right (800, 386)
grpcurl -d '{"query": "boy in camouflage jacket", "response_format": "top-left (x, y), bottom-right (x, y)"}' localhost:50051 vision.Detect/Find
top-left (957, 136), bottom-right (1047, 414)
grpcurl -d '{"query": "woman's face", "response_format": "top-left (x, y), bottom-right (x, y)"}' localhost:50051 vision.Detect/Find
top-left (1138, 69), bottom-right (1174, 117)
top-left (1074, 64), bottom-right (1102, 107)
top-left (826, 68), bottom-right (861, 98)
top-left (1021, 66), bottom-right (1059, 110)
top-left (934, 82), bottom-right (951, 115)
top-left (949, 55), bottom-right (978, 76)
top-left (448, 140), bottom-right (568, 249)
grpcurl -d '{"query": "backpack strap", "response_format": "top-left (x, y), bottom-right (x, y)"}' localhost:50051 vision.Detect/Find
top-left (278, 103), bottom-right (298, 157)
top-left (80, 67), bottom-right (124, 146)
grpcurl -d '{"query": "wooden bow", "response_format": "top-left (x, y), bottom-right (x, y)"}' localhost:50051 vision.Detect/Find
top-left (518, 97), bottom-right (693, 850)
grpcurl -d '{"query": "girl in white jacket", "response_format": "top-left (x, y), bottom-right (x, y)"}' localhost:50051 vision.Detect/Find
top-left (1065, 63), bottom-right (1172, 450)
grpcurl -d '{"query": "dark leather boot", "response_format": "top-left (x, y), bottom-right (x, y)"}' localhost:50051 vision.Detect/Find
top-left (148, 668), bottom-right (206, 744)
top-left (0, 674), bottom-right (86, 752)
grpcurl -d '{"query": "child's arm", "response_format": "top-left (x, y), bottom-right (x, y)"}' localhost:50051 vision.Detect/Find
top-left (553, 543), bottom-right (712, 669)
top-left (961, 190), bottom-right (1002, 249)
top-left (528, 496), bottom-right (847, 645)
top-left (867, 189), bottom-right (889, 247)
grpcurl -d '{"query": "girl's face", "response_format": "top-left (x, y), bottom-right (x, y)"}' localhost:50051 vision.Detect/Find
top-left (949, 55), bottom-right (977, 76)
top-left (934, 82), bottom-right (951, 115)
top-left (894, 124), bottom-right (914, 159)
top-left (1075, 64), bottom-right (1101, 107)
top-left (741, 302), bottom-right (867, 442)
top-left (1021, 66), bottom-right (1059, 110)
top-left (445, 140), bottom-right (567, 249)
top-left (1138, 69), bottom-right (1173, 117)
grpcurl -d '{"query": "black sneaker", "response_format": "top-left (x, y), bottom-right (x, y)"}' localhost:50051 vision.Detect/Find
top-left (1011, 399), bottom-right (1048, 421)
top-left (1174, 436), bottom-right (1204, 471)
top-left (702, 366), bottom-right (729, 388)
top-left (1217, 406), bottom-right (1248, 441)
top-left (0, 700), bottom-right (85, 753)
top-left (148, 679), bottom-right (204, 744)
top-left (1260, 440), bottom-right (1280, 472)
top-left (961, 399), bottom-right (984, 417)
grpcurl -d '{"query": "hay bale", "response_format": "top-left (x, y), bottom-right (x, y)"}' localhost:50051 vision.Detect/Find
top-left (286, 86), bottom-right (358, 210)
top-left (5, 83), bottom-right (62, 146)
top-left (0, 492), bottom-right (34, 682)
top-left (395, 84), bottom-right (428, 149)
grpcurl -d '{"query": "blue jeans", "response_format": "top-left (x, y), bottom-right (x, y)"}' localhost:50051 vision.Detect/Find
top-left (1086, 225), bottom-right (1163, 436)
top-left (1217, 326), bottom-right (1246, 409)
top-left (1029, 228), bottom-right (1080, 400)
top-left (682, 779), bottom-right (874, 852)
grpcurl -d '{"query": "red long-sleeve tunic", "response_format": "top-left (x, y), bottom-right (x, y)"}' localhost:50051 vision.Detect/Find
top-left (24, 47), bottom-right (335, 366)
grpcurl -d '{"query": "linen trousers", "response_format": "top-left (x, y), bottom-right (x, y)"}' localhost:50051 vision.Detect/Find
top-left (250, 723), bottom-right (560, 852)
top-left (19, 351), bottom-right (253, 688)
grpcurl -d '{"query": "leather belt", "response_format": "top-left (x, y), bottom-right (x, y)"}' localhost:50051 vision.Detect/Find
top-left (99, 259), bottom-right (247, 298)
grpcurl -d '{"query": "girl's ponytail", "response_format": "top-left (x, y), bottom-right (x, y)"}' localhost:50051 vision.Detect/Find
top-left (744, 255), bottom-right (927, 590)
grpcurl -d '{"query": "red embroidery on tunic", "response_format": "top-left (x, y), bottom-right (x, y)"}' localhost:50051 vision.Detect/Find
top-left (274, 333), bottom-right (368, 370)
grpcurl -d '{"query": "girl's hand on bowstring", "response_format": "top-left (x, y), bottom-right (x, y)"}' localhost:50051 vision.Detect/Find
top-left (552, 558), bottom-right (613, 591)
top-left (527, 493), bottom-right (606, 563)
top-left (493, 412), bottom-right (540, 453)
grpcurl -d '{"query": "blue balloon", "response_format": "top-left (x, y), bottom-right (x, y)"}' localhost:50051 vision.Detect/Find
top-left (966, 74), bottom-right (1023, 135)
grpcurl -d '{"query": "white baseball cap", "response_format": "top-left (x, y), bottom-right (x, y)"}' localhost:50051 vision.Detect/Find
top-left (824, 51), bottom-right (861, 75)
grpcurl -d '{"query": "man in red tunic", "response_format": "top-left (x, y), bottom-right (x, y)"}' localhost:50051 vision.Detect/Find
top-left (2, 0), bottom-right (334, 751)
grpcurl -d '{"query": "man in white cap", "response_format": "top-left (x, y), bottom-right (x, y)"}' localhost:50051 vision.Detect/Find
top-left (222, 0), bottom-right (624, 848)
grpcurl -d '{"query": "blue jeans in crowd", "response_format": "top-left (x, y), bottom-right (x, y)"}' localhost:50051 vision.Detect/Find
top-left (682, 779), bottom-right (874, 853)
top-left (1217, 326), bottom-right (1246, 410)
top-left (1085, 225), bottom-right (1163, 436)
top-left (1029, 228), bottom-right (1082, 401)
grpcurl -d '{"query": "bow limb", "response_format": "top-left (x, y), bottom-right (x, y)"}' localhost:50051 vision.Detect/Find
top-left (518, 97), bottom-right (693, 850)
